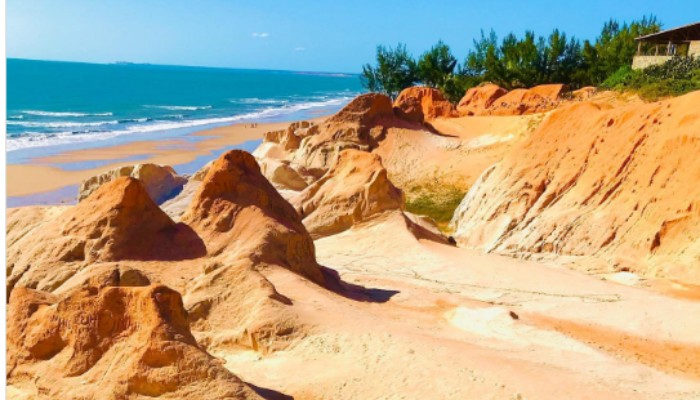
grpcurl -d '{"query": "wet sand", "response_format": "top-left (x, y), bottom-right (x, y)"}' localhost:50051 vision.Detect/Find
top-left (7, 117), bottom-right (328, 198)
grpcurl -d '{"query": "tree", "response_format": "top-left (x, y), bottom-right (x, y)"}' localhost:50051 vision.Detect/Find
top-left (360, 44), bottom-right (419, 99)
top-left (361, 15), bottom-right (664, 102)
top-left (418, 40), bottom-right (458, 88)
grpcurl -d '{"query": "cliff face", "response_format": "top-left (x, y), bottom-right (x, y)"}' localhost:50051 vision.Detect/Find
top-left (290, 149), bottom-right (405, 238)
top-left (393, 86), bottom-right (457, 123)
top-left (457, 84), bottom-right (565, 116)
top-left (451, 91), bottom-right (700, 283)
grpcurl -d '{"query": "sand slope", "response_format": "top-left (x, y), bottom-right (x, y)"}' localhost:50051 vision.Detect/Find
top-left (452, 91), bottom-right (700, 284)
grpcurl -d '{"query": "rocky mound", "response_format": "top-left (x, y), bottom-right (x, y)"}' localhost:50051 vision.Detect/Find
top-left (486, 84), bottom-right (565, 115)
top-left (7, 282), bottom-right (261, 400)
top-left (79, 163), bottom-right (187, 204)
top-left (393, 86), bottom-right (457, 123)
top-left (6, 177), bottom-right (207, 297)
top-left (326, 92), bottom-right (395, 126)
top-left (253, 93), bottom-right (408, 175)
top-left (181, 149), bottom-right (325, 286)
top-left (8, 149), bottom-right (331, 359)
top-left (571, 86), bottom-right (597, 100)
top-left (290, 149), bottom-right (404, 238)
top-left (457, 84), bottom-right (508, 116)
top-left (450, 90), bottom-right (700, 283)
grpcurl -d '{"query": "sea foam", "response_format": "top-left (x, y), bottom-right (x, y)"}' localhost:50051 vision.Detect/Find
top-left (7, 96), bottom-right (352, 151)
top-left (22, 110), bottom-right (113, 117)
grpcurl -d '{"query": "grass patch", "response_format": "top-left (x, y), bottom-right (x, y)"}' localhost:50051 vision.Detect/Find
top-left (405, 186), bottom-right (466, 230)
top-left (602, 57), bottom-right (700, 101)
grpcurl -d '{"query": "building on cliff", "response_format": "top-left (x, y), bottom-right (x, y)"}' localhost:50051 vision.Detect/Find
top-left (632, 21), bottom-right (700, 69)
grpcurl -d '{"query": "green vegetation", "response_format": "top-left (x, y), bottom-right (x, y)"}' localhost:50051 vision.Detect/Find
top-left (360, 44), bottom-right (419, 99)
top-left (405, 186), bottom-right (466, 228)
top-left (602, 57), bottom-right (700, 100)
top-left (361, 16), bottom-right (679, 101)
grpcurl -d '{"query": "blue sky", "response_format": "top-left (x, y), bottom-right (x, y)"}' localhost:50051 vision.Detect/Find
top-left (7, 0), bottom-right (699, 73)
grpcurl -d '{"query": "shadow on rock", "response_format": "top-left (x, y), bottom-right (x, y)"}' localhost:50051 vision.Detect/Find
top-left (152, 223), bottom-right (208, 261)
top-left (246, 382), bottom-right (295, 400)
top-left (321, 266), bottom-right (400, 303)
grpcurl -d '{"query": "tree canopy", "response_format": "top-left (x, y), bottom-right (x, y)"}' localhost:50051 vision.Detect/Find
top-left (361, 16), bottom-right (664, 102)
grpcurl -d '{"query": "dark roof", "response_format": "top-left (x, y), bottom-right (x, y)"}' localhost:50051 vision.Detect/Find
top-left (636, 22), bottom-right (700, 43)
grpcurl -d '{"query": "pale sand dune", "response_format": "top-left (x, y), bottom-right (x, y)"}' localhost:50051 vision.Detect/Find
top-left (374, 113), bottom-right (540, 195)
top-left (217, 214), bottom-right (700, 399)
top-left (7, 117), bottom-right (328, 197)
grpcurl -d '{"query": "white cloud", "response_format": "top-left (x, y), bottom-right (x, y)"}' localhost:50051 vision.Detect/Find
top-left (252, 32), bottom-right (269, 38)
top-left (294, 47), bottom-right (306, 51)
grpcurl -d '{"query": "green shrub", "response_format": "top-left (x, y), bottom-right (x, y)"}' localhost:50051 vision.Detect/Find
top-left (405, 187), bottom-right (466, 225)
top-left (601, 65), bottom-right (639, 89)
top-left (602, 57), bottom-right (700, 101)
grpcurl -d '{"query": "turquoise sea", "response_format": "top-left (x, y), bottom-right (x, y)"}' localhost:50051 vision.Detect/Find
top-left (7, 59), bottom-right (362, 162)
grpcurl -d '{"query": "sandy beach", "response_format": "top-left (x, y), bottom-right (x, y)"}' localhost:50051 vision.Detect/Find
top-left (7, 117), bottom-right (328, 198)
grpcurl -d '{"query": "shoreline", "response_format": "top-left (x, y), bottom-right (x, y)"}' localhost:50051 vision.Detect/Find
top-left (7, 116), bottom-right (329, 200)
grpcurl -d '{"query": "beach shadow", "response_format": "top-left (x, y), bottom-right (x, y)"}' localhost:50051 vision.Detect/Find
top-left (246, 382), bottom-right (295, 400)
top-left (321, 266), bottom-right (400, 303)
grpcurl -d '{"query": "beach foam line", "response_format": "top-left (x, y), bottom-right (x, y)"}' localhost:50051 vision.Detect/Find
top-left (233, 98), bottom-right (289, 105)
top-left (7, 96), bottom-right (351, 151)
top-left (144, 105), bottom-right (212, 110)
top-left (21, 110), bottom-right (113, 117)
top-left (7, 120), bottom-right (121, 128)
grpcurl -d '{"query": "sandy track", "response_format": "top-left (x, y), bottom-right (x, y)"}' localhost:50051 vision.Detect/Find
top-left (218, 214), bottom-right (700, 400)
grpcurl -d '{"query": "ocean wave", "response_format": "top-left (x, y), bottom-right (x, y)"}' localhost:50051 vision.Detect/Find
top-left (117, 117), bottom-right (151, 123)
top-left (22, 110), bottom-right (113, 117)
top-left (7, 96), bottom-right (352, 151)
top-left (233, 98), bottom-right (289, 105)
top-left (145, 105), bottom-right (212, 110)
top-left (7, 120), bottom-right (121, 128)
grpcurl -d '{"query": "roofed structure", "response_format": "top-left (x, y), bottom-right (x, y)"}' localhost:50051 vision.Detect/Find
top-left (633, 21), bottom-right (700, 69)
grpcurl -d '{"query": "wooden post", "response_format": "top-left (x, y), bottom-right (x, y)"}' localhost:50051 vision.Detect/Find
top-left (655, 44), bottom-right (659, 56)
top-left (637, 41), bottom-right (642, 56)
top-left (668, 40), bottom-right (672, 56)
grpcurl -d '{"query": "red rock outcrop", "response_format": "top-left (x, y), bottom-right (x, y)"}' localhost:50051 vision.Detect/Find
top-left (393, 86), bottom-right (457, 123)
top-left (7, 150), bottom-right (330, 358)
top-left (290, 149), bottom-right (404, 238)
top-left (457, 84), bottom-right (508, 116)
top-left (451, 90), bottom-right (700, 283)
top-left (253, 93), bottom-right (407, 174)
top-left (7, 282), bottom-right (261, 400)
top-left (571, 86), bottom-right (597, 101)
top-left (486, 84), bottom-right (565, 116)
top-left (181, 149), bottom-right (325, 286)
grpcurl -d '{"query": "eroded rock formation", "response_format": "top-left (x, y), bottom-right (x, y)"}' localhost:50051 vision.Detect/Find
top-left (451, 91), bottom-right (700, 283)
top-left (456, 84), bottom-right (566, 116)
top-left (79, 163), bottom-right (187, 204)
top-left (393, 86), bottom-right (457, 123)
top-left (181, 150), bottom-right (325, 286)
top-left (290, 149), bottom-right (404, 238)
top-left (6, 149), bottom-right (329, 375)
top-left (486, 84), bottom-right (565, 116)
top-left (7, 177), bottom-right (200, 297)
top-left (7, 281), bottom-right (262, 400)
top-left (252, 93), bottom-right (403, 176)
top-left (457, 84), bottom-right (508, 116)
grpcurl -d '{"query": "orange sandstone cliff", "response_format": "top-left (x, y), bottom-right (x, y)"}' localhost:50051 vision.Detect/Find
top-left (393, 86), bottom-right (457, 123)
top-left (451, 90), bottom-right (700, 283)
